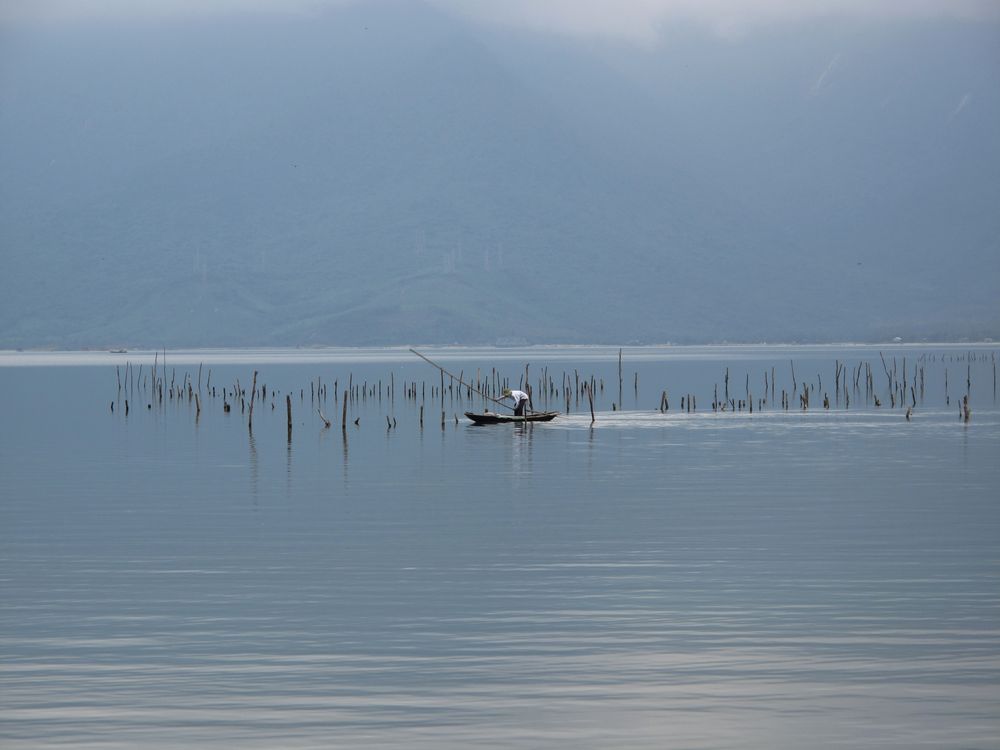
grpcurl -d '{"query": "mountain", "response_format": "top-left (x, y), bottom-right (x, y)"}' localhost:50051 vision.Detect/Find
top-left (1, 3), bottom-right (997, 347)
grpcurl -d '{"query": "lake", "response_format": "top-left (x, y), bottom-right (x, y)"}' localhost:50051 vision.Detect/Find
top-left (2, 344), bottom-right (998, 748)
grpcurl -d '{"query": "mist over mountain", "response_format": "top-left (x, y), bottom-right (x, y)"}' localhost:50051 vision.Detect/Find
top-left (1, 2), bottom-right (997, 347)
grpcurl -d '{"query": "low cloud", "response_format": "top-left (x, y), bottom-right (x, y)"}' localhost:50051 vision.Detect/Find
top-left (3, 0), bottom-right (997, 38)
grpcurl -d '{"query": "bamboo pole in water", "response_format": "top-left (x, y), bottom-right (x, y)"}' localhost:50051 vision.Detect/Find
top-left (247, 371), bottom-right (258, 433)
top-left (618, 348), bottom-right (623, 408)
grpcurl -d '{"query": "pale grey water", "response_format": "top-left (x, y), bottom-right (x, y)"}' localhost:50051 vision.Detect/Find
top-left (1, 345), bottom-right (999, 748)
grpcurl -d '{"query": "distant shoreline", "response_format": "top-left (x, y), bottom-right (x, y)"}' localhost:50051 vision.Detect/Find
top-left (1, 342), bottom-right (996, 368)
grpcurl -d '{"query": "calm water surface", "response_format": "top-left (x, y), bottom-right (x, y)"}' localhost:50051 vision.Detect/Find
top-left (1, 345), bottom-right (998, 748)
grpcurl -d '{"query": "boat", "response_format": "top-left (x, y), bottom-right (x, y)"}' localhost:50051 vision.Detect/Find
top-left (464, 411), bottom-right (558, 425)
top-left (407, 349), bottom-right (558, 426)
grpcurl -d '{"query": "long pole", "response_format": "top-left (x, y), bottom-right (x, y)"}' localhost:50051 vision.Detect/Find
top-left (410, 349), bottom-right (517, 412)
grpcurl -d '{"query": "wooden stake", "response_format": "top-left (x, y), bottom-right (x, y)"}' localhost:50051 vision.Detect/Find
top-left (247, 370), bottom-right (258, 433)
top-left (618, 348), bottom-right (623, 407)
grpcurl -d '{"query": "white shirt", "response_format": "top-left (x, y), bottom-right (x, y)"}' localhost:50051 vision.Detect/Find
top-left (507, 389), bottom-right (529, 405)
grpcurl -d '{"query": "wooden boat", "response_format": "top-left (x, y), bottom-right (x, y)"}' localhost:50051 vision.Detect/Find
top-left (464, 411), bottom-right (558, 425)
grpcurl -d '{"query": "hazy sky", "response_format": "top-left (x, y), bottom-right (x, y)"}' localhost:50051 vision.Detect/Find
top-left (3, 0), bottom-right (998, 39)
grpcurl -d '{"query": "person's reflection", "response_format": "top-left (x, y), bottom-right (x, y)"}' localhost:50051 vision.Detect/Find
top-left (510, 422), bottom-right (534, 487)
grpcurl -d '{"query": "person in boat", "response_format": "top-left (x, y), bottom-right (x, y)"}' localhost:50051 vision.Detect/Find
top-left (501, 387), bottom-right (531, 416)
